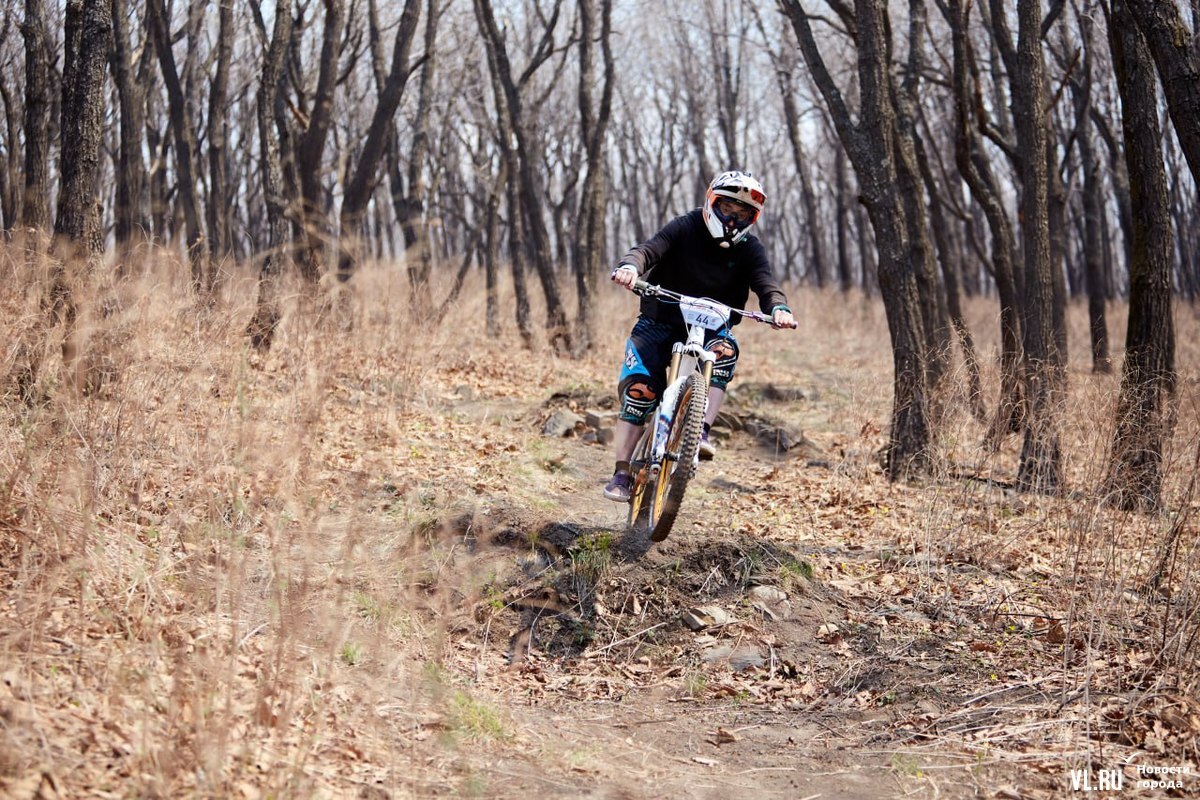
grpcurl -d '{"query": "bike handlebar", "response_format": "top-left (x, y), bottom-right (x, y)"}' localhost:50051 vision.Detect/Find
top-left (631, 280), bottom-right (798, 329)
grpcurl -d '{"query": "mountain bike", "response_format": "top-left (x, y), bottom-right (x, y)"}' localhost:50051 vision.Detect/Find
top-left (625, 280), bottom-right (795, 542)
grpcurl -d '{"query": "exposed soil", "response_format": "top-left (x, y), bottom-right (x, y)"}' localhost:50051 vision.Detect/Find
top-left (3, 279), bottom-right (1198, 799)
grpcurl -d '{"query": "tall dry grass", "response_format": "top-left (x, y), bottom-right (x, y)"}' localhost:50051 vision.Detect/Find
top-left (2, 243), bottom-right (1198, 793)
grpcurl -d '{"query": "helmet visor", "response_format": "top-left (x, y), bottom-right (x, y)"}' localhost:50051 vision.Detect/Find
top-left (714, 197), bottom-right (757, 226)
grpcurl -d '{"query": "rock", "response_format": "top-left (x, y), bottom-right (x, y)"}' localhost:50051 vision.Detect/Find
top-left (681, 605), bottom-right (738, 631)
top-left (702, 643), bottom-right (765, 670)
top-left (585, 409), bottom-right (617, 429)
top-left (542, 410), bottom-right (584, 437)
top-left (748, 585), bottom-right (788, 604)
top-left (748, 585), bottom-right (793, 621)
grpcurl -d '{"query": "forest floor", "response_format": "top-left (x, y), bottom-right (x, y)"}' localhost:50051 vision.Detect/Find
top-left (2, 265), bottom-right (1200, 799)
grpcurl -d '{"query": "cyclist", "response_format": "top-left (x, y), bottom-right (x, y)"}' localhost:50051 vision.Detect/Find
top-left (604, 170), bottom-right (795, 502)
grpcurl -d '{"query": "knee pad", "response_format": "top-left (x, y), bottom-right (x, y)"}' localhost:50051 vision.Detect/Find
top-left (618, 379), bottom-right (658, 424)
top-left (707, 338), bottom-right (739, 389)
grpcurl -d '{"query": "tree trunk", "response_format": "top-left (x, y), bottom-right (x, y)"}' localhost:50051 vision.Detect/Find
top-left (945, 0), bottom-right (1025, 445)
top-left (400, 0), bottom-right (440, 297)
top-left (54, 0), bottom-right (113, 391)
top-left (246, 0), bottom-right (293, 351)
top-left (147, 0), bottom-right (208, 291)
top-left (206, 0), bottom-right (235, 266)
top-left (572, 0), bottom-right (614, 357)
top-left (473, 0), bottom-right (571, 353)
top-left (915, 128), bottom-right (985, 421)
top-left (20, 0), bottom-right (53, 238)
top-left (1068, 8), bottom-right (1111, 373)
top-left (994, 0), bottom-right (1064, 493)
top-left (1125, 0), bottom-right (1200, 185)
top-left (895, 0), bottom-right (951, 397)
top-left (1104, 0), bottom-right (1177, 511)
top-left (834, 147), bottom-right (853, 293)
top-left (295, 0), bottom-right (345, 284)
top-left (337, 0), bottom-right (422, 282)
top-left (110, 0), bottom-right (150, 264)
top-left (772, 45), bottom-right (829, 289)
top-left (782, 0), bottom-right (931, 480)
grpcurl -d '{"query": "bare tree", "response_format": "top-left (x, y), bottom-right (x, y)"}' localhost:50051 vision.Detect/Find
top-left (392, 0), bottom-right (441, 297)
top-left (336, 0), bottom-right (422, 281)
top-left (1124, 0), bottom-right (1200, 184)
top-left (753, 7), bottom-right (830, 289)
top-left (571, 0), bottom-right (614, 356)
top-left (246, 0), bottom-right (294, 351)
top-left (473, 0), bottom-right (571, 353)
top-left (780, 0), bottom-right (932, 479)
top-left (147, 0), bottom-right (208, 290)
top-left (1104, 0), bottom-right (1177, 510)
top-left (294, 0), bottom-right (345, 283)
top-left (990, 0), bottom-right (1065, 493)
top-left (1066, 0), bottom-right (1112, 372)
top-left (53, 0), bottom-right (113, 389)
top-left (19, 0), bottom-right (52, 239)
top-left (110, 0), bottom-right (149, 261)
top-left (206, 0), bottom-right (235, 266)
top-left (940, 0), bottom-right (1026, 445)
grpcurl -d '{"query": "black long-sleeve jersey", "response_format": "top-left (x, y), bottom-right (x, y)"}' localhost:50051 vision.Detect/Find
top-left (619, 209), bottom-right (788, 328)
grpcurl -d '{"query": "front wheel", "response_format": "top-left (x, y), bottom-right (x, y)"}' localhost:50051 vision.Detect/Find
top-left (646, 373), bottom-right (708, 542)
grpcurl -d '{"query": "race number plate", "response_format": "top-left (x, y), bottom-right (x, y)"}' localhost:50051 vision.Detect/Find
top-left (679, 298), bottom-right (731, 331)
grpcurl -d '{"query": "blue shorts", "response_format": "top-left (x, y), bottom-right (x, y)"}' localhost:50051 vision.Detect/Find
top-left (617, 316), bottom-right (739, 424)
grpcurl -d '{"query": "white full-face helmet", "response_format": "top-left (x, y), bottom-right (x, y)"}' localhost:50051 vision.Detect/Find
top-left (701, 170), bottom-right (766, 247)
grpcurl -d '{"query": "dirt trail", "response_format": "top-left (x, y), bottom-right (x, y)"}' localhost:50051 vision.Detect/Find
top-left (415, 383), bottom-right (1009, 800)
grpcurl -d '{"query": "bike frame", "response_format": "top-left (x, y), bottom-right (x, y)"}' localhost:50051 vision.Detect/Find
top-left (626, 280), bottom-right (794, 539)
top-left (644, 295), bottom-right (723, 465)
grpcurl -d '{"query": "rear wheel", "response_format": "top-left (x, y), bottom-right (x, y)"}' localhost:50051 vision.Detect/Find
top-left (647, 373), bottom-right (708, 542)
top-left (627, 427), bottom-right (654, 530)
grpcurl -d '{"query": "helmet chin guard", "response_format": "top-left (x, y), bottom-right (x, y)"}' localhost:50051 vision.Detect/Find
top-left (702, 170), bottom-right (766, 246)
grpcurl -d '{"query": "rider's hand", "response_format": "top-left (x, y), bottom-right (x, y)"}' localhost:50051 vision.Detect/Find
top-left (771, 306), bottom-right (796, 329)
top-left (611, 263), bottom-right (638, 289)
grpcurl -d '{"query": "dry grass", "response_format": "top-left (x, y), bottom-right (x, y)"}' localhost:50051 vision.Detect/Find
top-left (2, 244), bottom-right (1199, 797)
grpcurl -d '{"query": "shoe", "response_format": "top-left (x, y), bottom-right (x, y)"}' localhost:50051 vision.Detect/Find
top-left (604, 471), bottom-right (633, 502)
top-left (698, 431), bottom-right (716, 461)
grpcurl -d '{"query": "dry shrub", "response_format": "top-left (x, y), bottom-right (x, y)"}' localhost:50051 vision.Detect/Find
top-left (3, 241), bottom-right (1200, 793)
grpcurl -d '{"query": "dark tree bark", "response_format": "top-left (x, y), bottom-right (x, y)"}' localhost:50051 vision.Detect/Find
top-left (834, 147), bottom-right (853, 293)
top-left (894, 0), bottom-right (951, 395)
top-left (0, 76), bottom-right (16, 234)
top-left (1125, 0), bottom-right (1200, 185)
top-left (992, 0), bottom-right (1065, 493)
top-left (295, 0), bottom-right (345, 283)
top-left (19, 0), bottom-right (53, 238)
top-left (53, 0), bottom-right (112, 389)
top-left (1089, 105), bottom-right (1135, 275)
top-left (1068, 5), bottom-right (1111, 373)
top-left (1104, 0), bottom-right (1177, 511)
top-left (246, 0), bottom-right (294, 351)
top-left (572, 0), bottom-right (614, 356)
top-left (483, 157), bottom-right (504, 338)
top-left (147, 0), bottom-right (208, 291)
top-left (942, 0), bottom-right (1025, 444)
top-left (768, 33), bottom-right (830, 289)
top-left (914, 127), bottom-right (985, 421)
top-left (473, 0), bottom-right (572, 353)
top-left (781, 0), bottom-right (932, 480)
top-left (395, 0), bottom-right (440, 296)
top-left (336, 0), bottom-right (421, 282)
top-left (56, 0), bottom-right (111, 252)
top-left (110, 0), bottom-right (150, 261)
top-left (206, 0), bottom-right (235, 265)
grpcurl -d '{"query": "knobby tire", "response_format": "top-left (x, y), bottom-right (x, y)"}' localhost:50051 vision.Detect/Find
top-left (647, 373), bottom-right (708, 542)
